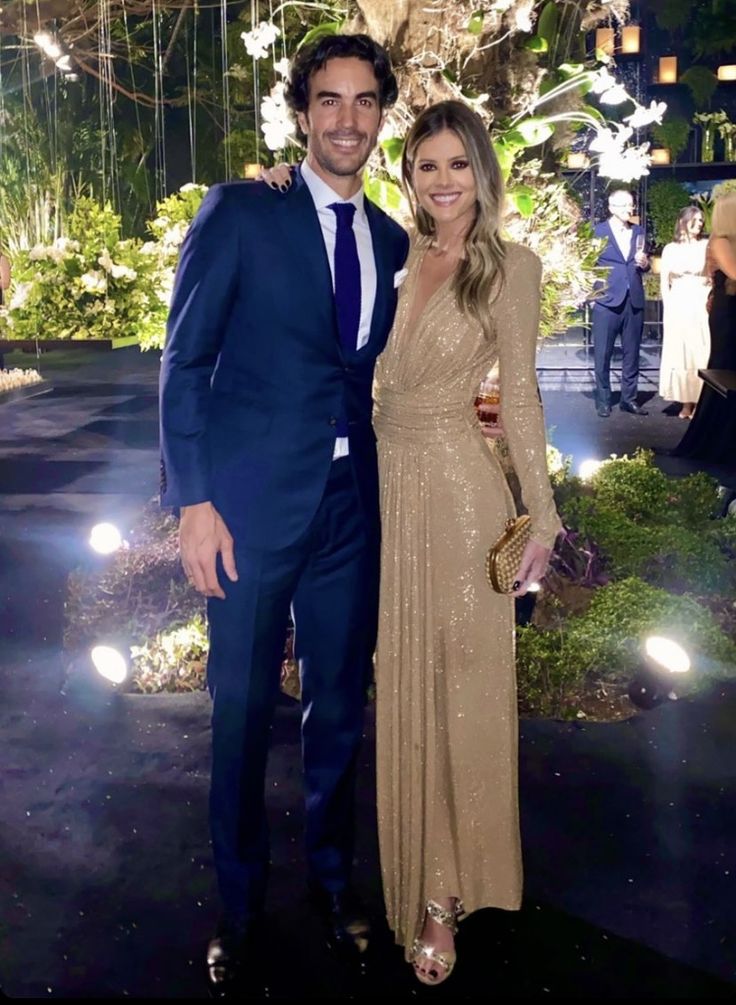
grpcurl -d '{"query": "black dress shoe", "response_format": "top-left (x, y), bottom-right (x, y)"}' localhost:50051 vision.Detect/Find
top-left (596, 403), bottom-right (611, 418)
top-left (620, 401), bottom-right (648, 415)
top-left (206, 918), bottom-right (264, 997)
top-left (309, 883), bottom-right (372, 958)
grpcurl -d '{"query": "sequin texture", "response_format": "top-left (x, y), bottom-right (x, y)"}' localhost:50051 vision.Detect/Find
top-left (373, 240), bottom-right (562, 957)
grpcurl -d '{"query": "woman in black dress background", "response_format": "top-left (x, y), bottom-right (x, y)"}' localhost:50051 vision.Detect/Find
top-left (674, 192), bottom-right (736, 465)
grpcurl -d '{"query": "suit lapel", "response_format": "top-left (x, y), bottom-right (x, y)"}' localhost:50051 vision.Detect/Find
top-left (363, 198), bottom-right (392, 351)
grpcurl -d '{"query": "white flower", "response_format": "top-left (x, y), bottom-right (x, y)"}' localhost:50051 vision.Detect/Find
top-left (511, 0), bottom-right (535, 33)
top-left (9, 282), bottom-right (32, 310)
top-left (98, 249), bottom-right (114, 273)
top-left (140, 241), bottom-right (159, 256)
top-left (79, 270), bottom-right (107, 295)
top-left (241, 21), bottom-right (280, 60)
top-left (180, 182), bottom-right (206, 194)
top-left (274, 57), bottom-right (291, 78)
top-left (588, 123), bottom-right (633, 154)
top-left (590, 67), bottom-right (618, 95)
top-left (110, 263), bottom-right (137, 281)
top-left (53, 237), bottom-right (80, 255)
top-left (598, 143), bottom-right (652, 182)
top-left (28, 245), bottom-right (49, 261)
top-left (260, 81), bottom-right (296, 151)
top-left (162, 221), bottom-right (189, 250)
top-left (625, 100), bottom-right (667, 129)
top-left (598, 83), bottom-right (630, 105)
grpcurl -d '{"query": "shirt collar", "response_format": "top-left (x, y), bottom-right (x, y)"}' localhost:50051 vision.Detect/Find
top-left (301, 159), bottom-right (366, 219)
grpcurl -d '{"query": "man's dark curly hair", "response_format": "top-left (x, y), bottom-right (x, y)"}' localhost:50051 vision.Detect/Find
top-left (284, 34), bottom-right (398, 144)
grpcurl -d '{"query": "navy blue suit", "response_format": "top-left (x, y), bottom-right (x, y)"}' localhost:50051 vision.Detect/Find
top-left (160, 167), bottom-right (409, 924)
top-left (590, 220), bottom-right (647, 408)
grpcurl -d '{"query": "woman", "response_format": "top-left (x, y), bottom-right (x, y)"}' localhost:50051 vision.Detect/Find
top-left (674, 192), bottom-right (736, 463)
top-left (658, 206), bottom-right (710, 419)
top-left (262, 100), bottom-right (561, 985)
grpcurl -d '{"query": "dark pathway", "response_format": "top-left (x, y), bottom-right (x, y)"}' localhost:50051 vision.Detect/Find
top-left (1, 346), bottom-right (734, 998)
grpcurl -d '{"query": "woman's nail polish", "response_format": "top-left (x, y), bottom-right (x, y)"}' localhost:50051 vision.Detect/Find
top-left (512, 580), bottom-right (521, 591)
top-left (279, 184), bottom-right (289, 193)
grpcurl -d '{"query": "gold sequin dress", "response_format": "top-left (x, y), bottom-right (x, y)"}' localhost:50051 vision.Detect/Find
top-left (373, 240), bottom-right (562, 956)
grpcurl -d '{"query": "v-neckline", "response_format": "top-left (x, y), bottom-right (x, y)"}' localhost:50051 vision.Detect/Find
top-left (403, 245), bottom-right (456, 338)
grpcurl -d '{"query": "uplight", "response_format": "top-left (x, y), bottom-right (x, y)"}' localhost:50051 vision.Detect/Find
top-left (90, 646), bottom-right (128, 685)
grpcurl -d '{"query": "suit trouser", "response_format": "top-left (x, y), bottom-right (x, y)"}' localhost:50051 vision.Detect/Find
top-left (591, 295), bottom-right (644, 407)
top-left (206, 457), bottom-right (377, 925)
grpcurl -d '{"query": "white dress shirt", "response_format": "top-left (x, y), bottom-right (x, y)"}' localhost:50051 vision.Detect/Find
top-left (301, 159), bottom-right (377, 458)
top-left (610, 219), bottom-right (633, 260)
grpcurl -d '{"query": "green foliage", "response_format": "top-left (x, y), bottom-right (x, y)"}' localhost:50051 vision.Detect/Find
top-left (647, 180), bottom-right (691, 250)
top-left (1, 197), bottom-right (167, 346)
top-left (518, 577), bottom-right (736, 717)
top-left (536, 2), bottom-right (559, 45)
top-left (467, 11), bottom-right (484, 36)
top-left (559, 450), bottom-right (736, 593)
top-left (130, 614), bottom-right (209, 693)
top-left (679, 66), bottom-right (719, 110)
top-left (652, 115), bottom-right (691, 162)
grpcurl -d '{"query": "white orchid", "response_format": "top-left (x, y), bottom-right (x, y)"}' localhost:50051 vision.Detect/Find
top-left (261, 81), bottom-right (296, 151)
top-left (241, 21), bottom-right (280, 60)
top-left (28, 245), bottom-right (49, 262)
top-left (53, 237), bottom-right (80, 255)
top-left (590, 67), bottom-right (618, 94)
top-left (625, 100), bottom-right (667, 129)
top-left (98, 249), bottom-right (114, 273)
top-left (274, 57), bottom-right (291, 78)
top-left (598, 142), bottom-right (652, 182)
top-left (598, 83), bottom-right (630, 105)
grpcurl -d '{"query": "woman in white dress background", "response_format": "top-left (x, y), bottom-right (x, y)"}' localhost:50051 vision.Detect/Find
top-left (658, 206), bottom-right (710, 419)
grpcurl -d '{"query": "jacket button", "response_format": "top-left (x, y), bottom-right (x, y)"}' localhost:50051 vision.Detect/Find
top-left (329, 416), bottom-right (337, 427)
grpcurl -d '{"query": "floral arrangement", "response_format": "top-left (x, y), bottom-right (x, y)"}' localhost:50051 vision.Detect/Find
top-left (0, 367), bottom-right (43, 391)
top-left (0, 197), bottom-right (167, 345)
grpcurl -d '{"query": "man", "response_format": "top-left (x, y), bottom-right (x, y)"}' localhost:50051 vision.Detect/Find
top-left (159, 34), bottom-right (409, 992)
top-left (591, 189), bottom-right (650, 417)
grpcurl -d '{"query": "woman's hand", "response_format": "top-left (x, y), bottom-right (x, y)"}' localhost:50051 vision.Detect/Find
top-left (510, 538), bottom-right (552, 598)
top-left (258, 163), bottom-right (293, 192)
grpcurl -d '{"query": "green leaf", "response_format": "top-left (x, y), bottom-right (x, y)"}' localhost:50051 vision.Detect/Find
top-left (514, 117), bottom-right (555, 146)
top-left (297, 21), bottom-right (342, 50)
top-left (364, 175), bottom-right (404, 214)
top-left (507, 186), bottom-right (536, 218)
top-left (491, 140), bottom-right (516, 180)
top-left (537, 1), bottom-right (559, 42)
top-left (525, 36), bottom-right (548, 52)
top-left (468, 10), bottom-right (484, 35)
top-left (558, 62), bottom-right (585, 78)
top-left (442, 67), bottom-right (457, 84)
top-left (381, 137), bottom-right (405, 165)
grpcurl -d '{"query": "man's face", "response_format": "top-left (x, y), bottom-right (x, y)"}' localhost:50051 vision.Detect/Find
top-left (609, 194), bottom-right (634, 224)
top-left (298, 57), bottom-right (384, 182)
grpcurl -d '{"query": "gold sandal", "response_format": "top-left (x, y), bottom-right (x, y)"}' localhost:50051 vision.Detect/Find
top-left (410, 899), bottom-right (464, 986)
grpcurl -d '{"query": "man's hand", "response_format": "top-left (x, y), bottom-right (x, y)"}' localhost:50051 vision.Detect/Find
top-left (180, 501), bottom-right (238, 599)
top-left (635, 251), bottom-right (649, 270)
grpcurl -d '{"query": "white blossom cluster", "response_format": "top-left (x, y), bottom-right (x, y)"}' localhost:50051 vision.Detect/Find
top-left (241, 21), bottom-right (281, 60)
top-left (0, 367), bottom-right (43, 391)
top-left (261, 80), bottom-right (296, 152)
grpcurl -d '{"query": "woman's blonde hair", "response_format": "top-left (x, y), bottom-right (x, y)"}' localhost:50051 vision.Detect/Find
top-left (401, 100), bottom-right (505, 338)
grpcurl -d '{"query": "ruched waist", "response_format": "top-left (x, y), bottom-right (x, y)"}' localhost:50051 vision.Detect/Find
top-left (373, 386), bottom-right (477, 442)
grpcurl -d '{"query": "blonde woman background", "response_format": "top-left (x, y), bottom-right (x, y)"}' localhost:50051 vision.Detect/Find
top-left (658, 206), bottom-right (711, 419)
top-left (674, 192), bottom-right (736, 462)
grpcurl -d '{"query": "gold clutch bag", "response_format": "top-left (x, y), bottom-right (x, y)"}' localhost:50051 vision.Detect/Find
top-left (486, 515), bottom-right (531, 594)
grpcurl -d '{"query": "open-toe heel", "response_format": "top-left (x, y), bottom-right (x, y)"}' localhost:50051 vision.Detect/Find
top-left (410, 899), bottom-right (464, 986)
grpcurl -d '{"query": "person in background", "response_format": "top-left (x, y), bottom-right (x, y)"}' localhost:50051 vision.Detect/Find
top-left (674, 192), bottom-right (736, 463)
top-left (658, 206), bottom-right (710, 419)
top-left (590, 189), bottom-right (650, 417)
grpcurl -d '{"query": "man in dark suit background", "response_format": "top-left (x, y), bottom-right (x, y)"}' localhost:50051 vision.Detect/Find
top-left (159, 34), bottom-right (409, 990)
top-left (591, 188), bottom-right (650, 417)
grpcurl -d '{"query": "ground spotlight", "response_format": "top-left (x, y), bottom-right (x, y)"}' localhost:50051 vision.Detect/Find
top-left (628, 635), bottom-right (692, 710)
top-left (578, 458), bottom-right (603, 481)
top-left (89, 522), bottom-right (123, 555)
top-left (90, 645), bottom-right (128, 685)
top-left (527, 582), bottom-right (541, 593)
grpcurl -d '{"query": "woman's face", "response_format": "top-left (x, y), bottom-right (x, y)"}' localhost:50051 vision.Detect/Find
top-left (686, 213), bottom-right (704, 238)
top-left (411, 128), bottom-right (477, 233)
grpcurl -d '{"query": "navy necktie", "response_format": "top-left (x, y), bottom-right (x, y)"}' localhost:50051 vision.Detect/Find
top-left (328, 202), bottom-right (362, 354)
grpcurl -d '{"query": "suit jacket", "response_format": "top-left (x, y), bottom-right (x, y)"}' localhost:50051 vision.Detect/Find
top-left (159, 166), bottom-right (410, 550)
top-left (593, 220), bottom-right (647, 310)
